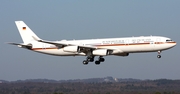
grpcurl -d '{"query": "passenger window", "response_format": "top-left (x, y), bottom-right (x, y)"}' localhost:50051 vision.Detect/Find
top-left (166, 40), bottom-right (172, 42)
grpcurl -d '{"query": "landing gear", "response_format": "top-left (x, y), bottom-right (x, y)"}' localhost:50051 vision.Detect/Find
top-left (83, 60), bottom-right (88, 65)
top-left (86, 56), bottom-right (94, 62)
top-left (95, 60), bottom-right (100, 65)
top-left (99, 56), bottom-right (105, 62)
top-left (82, 55), bottom-right (94, 65)
top-left (95, 56), bottom-right (105, 65)
top-left (82, 56), bottom-right (105, 65)
top-left (157, 51), bottom-right (161, 58)
top-left (157, 55), bottom-right (161, 58)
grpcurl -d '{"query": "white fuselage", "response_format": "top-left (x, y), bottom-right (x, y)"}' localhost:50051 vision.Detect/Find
top-left (30, 36), bottom-right (176, 56)
top-left (9, 21), bottom-right (177, 65)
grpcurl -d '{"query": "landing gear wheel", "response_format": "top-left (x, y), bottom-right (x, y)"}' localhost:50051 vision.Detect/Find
top-left (99, 58), bottom-right (105, 62)
top-left (157, 55), bottom-right (161, 58)
top-left (89, 58), bottom-right (94, 62)
top-left (87, 56), bottom-right (94, 62)
top-left (83, 60), bottom-right (88, 65)
top-left (95, 61), bottom-right (100, 65)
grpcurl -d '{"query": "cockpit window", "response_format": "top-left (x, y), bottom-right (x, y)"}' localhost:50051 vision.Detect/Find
top-left (166, 39), bottom-right (172, 42)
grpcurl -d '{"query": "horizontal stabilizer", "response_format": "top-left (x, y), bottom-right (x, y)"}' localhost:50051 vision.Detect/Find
top-left (8, 42), bottom-right (32, 49)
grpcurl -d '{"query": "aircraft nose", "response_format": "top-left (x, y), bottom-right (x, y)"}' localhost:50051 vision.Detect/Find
top-left (172, 41), bottom-right (177, 47)
top-left (174, 42), bottom-right (177, 46)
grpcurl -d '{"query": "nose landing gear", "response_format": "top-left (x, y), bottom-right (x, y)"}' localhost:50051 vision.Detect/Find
top-left (157, 55), bottom-right (161, 58)
top-left (157, 51), bottom-right (161, 58)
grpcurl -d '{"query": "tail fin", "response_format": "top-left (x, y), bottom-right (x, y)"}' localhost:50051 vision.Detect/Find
top-left (15, 21), bottom-right (40, 44)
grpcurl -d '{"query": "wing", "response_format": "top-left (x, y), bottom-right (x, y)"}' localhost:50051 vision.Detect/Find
top-left (37, 39), bottom-right (98, 50)
top-left (33, 36), bottom-right (124, 55)
top-left (32, 35), bottom-right (97, 49)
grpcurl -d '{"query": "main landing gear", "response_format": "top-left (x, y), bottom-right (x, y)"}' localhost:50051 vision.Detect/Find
top-left (95, 56), bottom-right (105, 65)
top-left (82, 56), bottom-right (105, 65)
top-left (82, 56), bottom-right (94, 65)
top-left (157, 51), bottom-right (161, 58)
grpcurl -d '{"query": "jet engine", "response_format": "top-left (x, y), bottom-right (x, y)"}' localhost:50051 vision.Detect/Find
top-left (92, 49), bottom-right (110, 56)
top-left (63, 46), bottom-right (79, 52)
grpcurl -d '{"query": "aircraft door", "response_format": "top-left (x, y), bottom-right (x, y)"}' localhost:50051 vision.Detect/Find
top-left (154, 38), bottom-right (161, 50)
top-left (156, 38), bottom-right (161, 44)
top-left (125, 39), bottom-right (129, 45)
top-left (42, 43), bottom-right (48, 49)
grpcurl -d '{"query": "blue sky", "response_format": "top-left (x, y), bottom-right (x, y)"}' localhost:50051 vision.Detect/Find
top-left (0, 0), bottom-right (180, 81)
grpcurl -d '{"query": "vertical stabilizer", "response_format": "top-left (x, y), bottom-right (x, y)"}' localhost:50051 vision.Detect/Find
top-left (15, 21), bottom-right (40, 44)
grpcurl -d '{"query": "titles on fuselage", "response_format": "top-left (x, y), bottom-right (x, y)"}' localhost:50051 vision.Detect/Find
top-left (102, 38), bottom-right (152, 44)
top-left (102, 40), bottom-right (125, 44)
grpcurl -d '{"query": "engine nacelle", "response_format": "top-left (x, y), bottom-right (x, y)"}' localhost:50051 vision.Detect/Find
top-left (63, 46), bottom-right (79, 52)
top-left (115, 53), bottom-right (129, 56)
top-left (92, 49), bottom-right (110, 56)
top-left (121, 53), bottom-right (129, 56)
top-left (111, 49), bottom-right (123, 54)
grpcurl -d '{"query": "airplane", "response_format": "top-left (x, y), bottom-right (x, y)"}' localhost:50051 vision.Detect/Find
top-left (9, 21), bottom-right (177, 65)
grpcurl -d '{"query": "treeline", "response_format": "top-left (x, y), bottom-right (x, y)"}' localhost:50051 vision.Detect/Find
top-left (0, 79), bottom-right (180, 94)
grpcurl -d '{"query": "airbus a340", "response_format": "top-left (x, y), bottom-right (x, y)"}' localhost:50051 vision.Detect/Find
top-left (9, 21), bottom-right (176, 65)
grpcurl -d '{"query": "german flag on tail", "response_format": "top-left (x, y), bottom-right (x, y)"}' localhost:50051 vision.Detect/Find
top-left (22, 27), bottom-right (26, 30)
